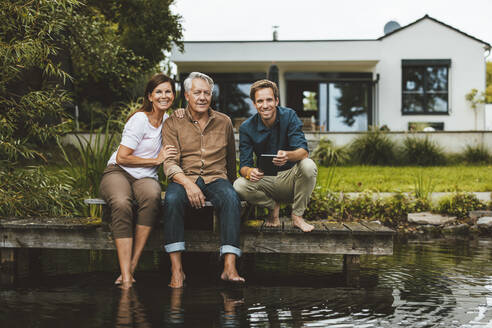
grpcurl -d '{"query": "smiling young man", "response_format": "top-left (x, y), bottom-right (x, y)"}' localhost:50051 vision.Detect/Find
top-left (162, 72), bottom-right (244, 288)
top-left (233, 79), bottom-right (318, 232)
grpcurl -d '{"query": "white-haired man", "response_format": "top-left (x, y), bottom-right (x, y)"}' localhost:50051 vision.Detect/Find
top-left (162, 72), bottom-right (244, 288)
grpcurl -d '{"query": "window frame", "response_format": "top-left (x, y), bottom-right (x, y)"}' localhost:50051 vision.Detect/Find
top-left (401, 59), bottom-right (451, 116)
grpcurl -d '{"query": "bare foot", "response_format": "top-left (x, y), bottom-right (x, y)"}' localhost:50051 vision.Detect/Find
top-left (292, 214), bottom-right (314, 232)
top-left (221, 271), bottom-right (245, 284)
top-left (265, 202), bottom-right (281, 227)
top-left (169, 270), bottom-right (186, 288)
top-left (115, 274), bottom-right (136, 285)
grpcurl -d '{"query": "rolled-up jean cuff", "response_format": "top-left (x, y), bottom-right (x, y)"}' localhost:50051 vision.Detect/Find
top-left (164, 242), bottom-right (185, 253)
top-left (220, 245), bottom-right (242, 257)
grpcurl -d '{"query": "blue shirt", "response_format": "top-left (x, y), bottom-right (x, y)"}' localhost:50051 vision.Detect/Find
top-left (239, 106), bottom-right (309, 172)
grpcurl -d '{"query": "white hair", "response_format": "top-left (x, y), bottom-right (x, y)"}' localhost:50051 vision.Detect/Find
top-left (183, 72), bottom-right (214, 93)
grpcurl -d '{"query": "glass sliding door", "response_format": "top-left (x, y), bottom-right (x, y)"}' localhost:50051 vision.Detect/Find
top-left (328, 82), bottom-right (370, 132)
top-left (286, 73), bottom-right (372, 132)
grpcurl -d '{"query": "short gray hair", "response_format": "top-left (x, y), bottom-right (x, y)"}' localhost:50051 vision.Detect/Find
top-left (183, 72), bottom-right (214, 93)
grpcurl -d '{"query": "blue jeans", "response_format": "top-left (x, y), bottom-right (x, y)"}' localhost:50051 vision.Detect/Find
top-left (163, 177), bottom-right (242, 257)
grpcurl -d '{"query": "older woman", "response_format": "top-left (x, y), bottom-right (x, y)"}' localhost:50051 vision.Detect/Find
top-left (100, 73), bottom-right (181, 289)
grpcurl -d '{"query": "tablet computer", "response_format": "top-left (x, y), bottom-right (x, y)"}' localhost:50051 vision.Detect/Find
top-left (258, 154), bottom-right (278, 176)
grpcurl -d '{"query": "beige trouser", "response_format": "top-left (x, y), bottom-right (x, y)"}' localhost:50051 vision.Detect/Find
top-left (233, 158), bottom-right (318, 216)
top-left (99, 165), bottom-right (161, 239)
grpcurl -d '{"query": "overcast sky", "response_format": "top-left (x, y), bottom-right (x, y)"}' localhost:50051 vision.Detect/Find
top-left (172, 0), bottom-right (492, 47)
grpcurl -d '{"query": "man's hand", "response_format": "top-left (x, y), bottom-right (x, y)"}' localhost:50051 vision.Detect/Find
top-left (249, 168), bottom-right (264, 182)
top-left (272, 150), bottom-right (288, 167)
top-left (183, 182), bottom-right (206, 209)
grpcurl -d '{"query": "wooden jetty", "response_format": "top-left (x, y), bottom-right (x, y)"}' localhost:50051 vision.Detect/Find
top-left (0, 199), bottom-right (394, 283)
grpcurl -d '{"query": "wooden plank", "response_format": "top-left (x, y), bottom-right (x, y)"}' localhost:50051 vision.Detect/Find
top-left (310, 220), bottom-right (328, 233)
top-left (84, 198), bottom-right (247, 208)
top-left (323, 222), bottom-right (351, 234)
top-left (343, 222), bottom-right (374, 235)
top-left (0, 218), bottom-right (99, 230)
top-left (360, 221), bottom-right (395, 235)
top-left (0, 226), bottom-right (393, 255)
top-left (241, 232), bottom-right (393, 255)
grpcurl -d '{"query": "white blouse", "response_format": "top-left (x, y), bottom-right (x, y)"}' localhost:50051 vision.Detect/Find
top-left (107, 112), bottom-right (168, 180)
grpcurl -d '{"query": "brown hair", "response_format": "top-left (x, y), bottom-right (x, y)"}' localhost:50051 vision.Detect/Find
top-left (249, 79), bottom-right (279, 102)
top-left (127, 73), bottom-right (176, 121)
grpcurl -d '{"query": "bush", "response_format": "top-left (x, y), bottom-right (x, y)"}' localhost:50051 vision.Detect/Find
top-left (461, 145), bottom-right (490, 164)
top-left (436, 192), bottom-right (487, 219)
top-left (304, 190), bottom-right (431, 228)
top-left (304, 190), bottom-right (341, 221)
top-left (400, 135), bottom-right (446, 166)
top-left (59, 121), bottom-right (120, 197)
top-left (311, 139), bottom-right (347, 166)
top-left (0, 166), bottom-right (87, 218)
top-left (349, 129), bottom-right (396, 165)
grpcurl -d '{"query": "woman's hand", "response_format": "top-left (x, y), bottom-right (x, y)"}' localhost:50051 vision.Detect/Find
top-left (174, 108), bottom-right (185, 119)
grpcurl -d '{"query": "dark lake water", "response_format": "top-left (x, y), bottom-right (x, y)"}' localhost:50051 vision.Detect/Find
top-left (2, 238), bottom-right (492, 327)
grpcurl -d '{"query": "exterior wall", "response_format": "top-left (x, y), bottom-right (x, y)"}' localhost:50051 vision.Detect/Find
top-left (303, 131), bottom-right (492, 154)
top-left (172, 41), bottom-right (380, 63)
top-left (377, 19), bottom-right (487, 131)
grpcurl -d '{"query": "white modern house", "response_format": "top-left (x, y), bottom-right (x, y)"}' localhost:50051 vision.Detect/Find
top-left (170, 15), bottom-right (490, 132)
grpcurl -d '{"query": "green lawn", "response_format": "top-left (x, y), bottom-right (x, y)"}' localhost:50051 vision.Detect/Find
top-left (317, 165), bottom-right (492, 192)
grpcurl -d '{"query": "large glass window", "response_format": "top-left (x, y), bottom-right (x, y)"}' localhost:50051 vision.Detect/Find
top-left (286, 73), bottom-right (372, 132)
top-left (402, 60), bottom-right (450, 115)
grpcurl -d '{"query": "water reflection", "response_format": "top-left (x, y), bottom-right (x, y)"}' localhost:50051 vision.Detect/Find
top-left (116, 288), bottom-right (151, 328)
top-left (2, 239), bottom-right (492, 327)
top-left (165, 288), bottom-right (185, 327)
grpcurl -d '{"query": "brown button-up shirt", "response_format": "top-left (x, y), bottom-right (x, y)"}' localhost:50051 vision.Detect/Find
top-left (162, 107), bottom-right (237, 184)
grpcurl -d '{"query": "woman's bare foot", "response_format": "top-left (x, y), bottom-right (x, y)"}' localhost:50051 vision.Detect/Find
top-left (169, 270), bottom-right (186, 288)
top-left (265, 203), bottom-right (281, 227)
top-left (292, 214), bottom-right (314, 232)
top-left (115, 274), bottom-right (136, 285)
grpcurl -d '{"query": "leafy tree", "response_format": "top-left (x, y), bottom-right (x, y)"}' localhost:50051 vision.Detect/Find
top-left (71, 0), bottom-right (183, 108)
top-left (88, 0), bottom-right (183, 67)
top-left (0, 0), bottom-right (183, 161)
top-left (0, 0), bottom-right (77, 161)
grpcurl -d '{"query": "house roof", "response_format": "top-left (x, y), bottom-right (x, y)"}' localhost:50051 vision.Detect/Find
top-left (180, 15), bottom-right (491, 50)
top-left (378, 14), bottom-right (491, 49)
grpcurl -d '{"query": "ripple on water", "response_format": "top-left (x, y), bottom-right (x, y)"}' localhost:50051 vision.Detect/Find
top-left (2, 239), bottom-right (492, 327)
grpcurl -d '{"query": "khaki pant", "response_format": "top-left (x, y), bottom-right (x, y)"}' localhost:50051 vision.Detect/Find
top-left (99, 165), bottom-right (161, 239)
top-left (233, 158), bottom-right (317, 216)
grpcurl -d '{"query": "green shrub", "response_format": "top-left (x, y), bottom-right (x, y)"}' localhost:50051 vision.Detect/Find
top-left (349, 129), bottom-right (396, 165)
top-left (311, 139), bottom-right (347, 166)
top-left (436, 192), bottom-right (487, 219)
top-left (304, 190), bottom-right (341, 220)
top-left (59, 121), bottom-right (120, 197)
top-left (0, 166), bottom-right (87, 218)
top-left (400, 135), bottom-right (446, 166)
top-left (461, 145), bottom-right (490, 164)
top-left (304, 190), bottom-right (431, 228)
